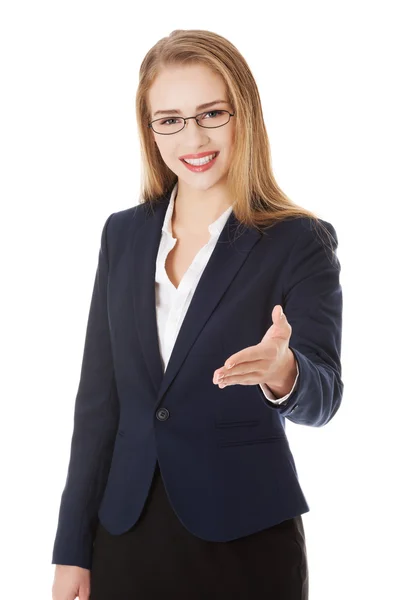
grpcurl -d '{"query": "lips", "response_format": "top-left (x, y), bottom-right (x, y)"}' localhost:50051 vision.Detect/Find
top-left (179, 150), bottom-right (220, 160)
top-left (180, 152), bottom-right (219, 173)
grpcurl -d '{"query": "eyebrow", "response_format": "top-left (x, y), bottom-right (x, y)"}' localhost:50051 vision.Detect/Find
top-left (153, 100), bottom-right (229, 118)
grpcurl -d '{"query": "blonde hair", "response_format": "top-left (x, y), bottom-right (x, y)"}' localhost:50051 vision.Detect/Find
top-left (135, 29), bottom-right (334, 249)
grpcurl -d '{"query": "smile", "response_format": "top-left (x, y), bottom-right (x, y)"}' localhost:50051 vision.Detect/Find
top-left (180, 152), bottom-right (219, 172)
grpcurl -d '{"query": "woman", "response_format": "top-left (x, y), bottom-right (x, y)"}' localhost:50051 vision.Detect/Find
top-left (51, 29), bottom-right (343, 600)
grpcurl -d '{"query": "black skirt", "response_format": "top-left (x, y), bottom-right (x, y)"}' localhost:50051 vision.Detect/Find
top-left (90, 461), bottom-right (308, 599)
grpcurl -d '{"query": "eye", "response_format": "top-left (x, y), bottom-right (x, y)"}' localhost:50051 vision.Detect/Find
top-left (202, 110), bottom-right (224, 119)
top-left (159, 118), bottom-right (181, 126)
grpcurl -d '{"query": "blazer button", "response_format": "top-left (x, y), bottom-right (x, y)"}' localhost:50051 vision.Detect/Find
top-left (156, 408), bottom-right (170, 421)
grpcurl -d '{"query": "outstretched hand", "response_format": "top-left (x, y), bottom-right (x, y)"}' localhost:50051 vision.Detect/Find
top-left (213, 305), bottom-right (296, 390)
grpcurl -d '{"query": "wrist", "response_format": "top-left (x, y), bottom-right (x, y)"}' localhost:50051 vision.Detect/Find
top-left (265, 349), bottom-right (297, 397)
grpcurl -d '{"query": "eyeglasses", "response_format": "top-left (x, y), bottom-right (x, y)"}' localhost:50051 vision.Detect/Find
top-left (148, 109), bottom-right (235, 135)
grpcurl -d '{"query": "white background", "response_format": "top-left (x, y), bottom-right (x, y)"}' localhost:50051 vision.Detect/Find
top-left (1, 1), bottom-right (399, 598)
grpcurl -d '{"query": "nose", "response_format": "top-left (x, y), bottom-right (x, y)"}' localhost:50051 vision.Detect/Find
top-left (182, 118), bottom-right (210, 141)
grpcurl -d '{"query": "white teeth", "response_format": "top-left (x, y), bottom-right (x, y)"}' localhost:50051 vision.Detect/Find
top-left (183, 153), bottom-right (217, 166)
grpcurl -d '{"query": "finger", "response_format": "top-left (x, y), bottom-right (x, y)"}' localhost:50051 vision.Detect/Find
top-left (214, 359), bottom-right (266, 383)
top-left (217, 369), bottom-right (265, 387)
top-left (223, 344), bottom-right (265, 370)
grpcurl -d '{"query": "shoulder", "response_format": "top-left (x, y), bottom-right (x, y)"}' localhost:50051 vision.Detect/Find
top-left (104, 199), bottom-right (160, 238)
top-left (257, 215), bottom-right (340, 272)
top-left (283, 216), bottom-right (340, 273)
top-left (108, 202), bottom-right (146, 231)
top-left (275, 215), bottom-right (339, 251)
top-left (101, 197), bottom-right (168, 259)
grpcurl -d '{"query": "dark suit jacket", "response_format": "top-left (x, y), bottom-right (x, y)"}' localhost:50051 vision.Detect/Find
top-left (51, 191), bottom-right (344, 570)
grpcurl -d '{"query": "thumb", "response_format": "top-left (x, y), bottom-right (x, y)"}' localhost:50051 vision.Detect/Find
top-left (273, 304), bottom-right (286, 323)
top-left (262, 305), bottom-right (291, 343)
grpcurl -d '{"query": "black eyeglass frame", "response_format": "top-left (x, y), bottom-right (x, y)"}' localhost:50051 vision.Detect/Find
top-left (148, 110), bottom-right (236, 135)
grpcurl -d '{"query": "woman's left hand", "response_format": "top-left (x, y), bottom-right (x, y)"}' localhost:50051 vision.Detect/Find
top-left (213, 305), bottom-right (296, 389)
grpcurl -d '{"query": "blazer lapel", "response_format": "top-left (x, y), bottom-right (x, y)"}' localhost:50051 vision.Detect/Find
top-left (131, 192), bottom-right (262, 405)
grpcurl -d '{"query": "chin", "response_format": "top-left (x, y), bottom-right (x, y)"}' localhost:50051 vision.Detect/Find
top-left (179, 167), bottom-right (229, 187)
top-left (182, 177), bottom-right (222, 191)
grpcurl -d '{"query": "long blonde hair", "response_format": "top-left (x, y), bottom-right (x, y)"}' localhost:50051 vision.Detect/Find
top-left (135, 29), bottom-right (333, 248)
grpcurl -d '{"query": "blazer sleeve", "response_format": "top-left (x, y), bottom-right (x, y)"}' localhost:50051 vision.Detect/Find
top-left (51, 212), bottom-right (120, 570)
top-left (260, 218), bottom-right (344, 427)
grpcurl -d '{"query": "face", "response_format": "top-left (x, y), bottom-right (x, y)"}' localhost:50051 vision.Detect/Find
top-left (148, 64), bottom-right (236, 193)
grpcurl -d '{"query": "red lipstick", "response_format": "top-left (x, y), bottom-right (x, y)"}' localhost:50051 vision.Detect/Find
top-left (179, 151), bottom-right (219, 173)
top-left (179, 150), bottom-right (219, 160)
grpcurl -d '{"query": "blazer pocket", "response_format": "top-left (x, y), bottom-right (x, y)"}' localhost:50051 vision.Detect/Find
top-left (214, 418), bottom-right (260, 429)
top-left (217, 433), bottom-right (288, 448)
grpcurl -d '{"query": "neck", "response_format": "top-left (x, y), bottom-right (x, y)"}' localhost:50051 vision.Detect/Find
top-left (172, 182), bottom-right (232, 235)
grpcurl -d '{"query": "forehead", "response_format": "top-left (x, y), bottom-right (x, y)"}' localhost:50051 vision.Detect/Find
top-left (148, 65), bottom-right (228, 116)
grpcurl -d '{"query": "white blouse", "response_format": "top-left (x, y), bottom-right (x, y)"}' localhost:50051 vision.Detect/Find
top-left (154, 182), bottom-right (299, 404)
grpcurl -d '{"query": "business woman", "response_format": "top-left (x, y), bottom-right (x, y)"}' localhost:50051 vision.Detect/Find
top-left (51, 29), bottom-right (343, 600)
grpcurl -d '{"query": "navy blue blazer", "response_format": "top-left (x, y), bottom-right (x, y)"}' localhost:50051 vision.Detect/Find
top-left (51, 191), bottom-right (343, 570)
